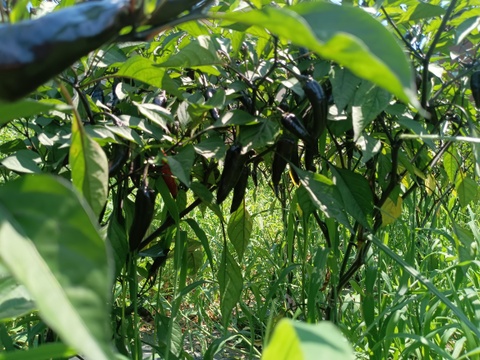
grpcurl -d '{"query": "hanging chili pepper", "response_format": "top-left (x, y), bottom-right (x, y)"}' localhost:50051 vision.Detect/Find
top-left (108, 144), bottom-right (129, 177)
top-left (129, 181), bottom-right (157, 252)
top-left (272, 135), bottom-right (296, 195)
top-left (230, 164), bottom-right (249, 214)
top-left (302, 77), bottom-right (328, 140)
top-left (160, 160), bottom-right (178, 198)
top-left (470, 71), bottom-right (480, 109)
top-left (217, 144), bottom-right (248, 204)
top-left (281, 113), bottom-right (313, 144)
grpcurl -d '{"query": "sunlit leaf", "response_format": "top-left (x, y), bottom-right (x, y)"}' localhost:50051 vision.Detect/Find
top-left (330, 166), bottom-right (373, 230)
top-left (295, 167), bottom-right (351, 230)
top-left (262, 319), bottom-right (354, 360)
top-left (218, 248), bottom-right (243, 328)
top-left (214, 2), bottom-right (417, 106)
top-left (380, 196), bottom-right (403, 226)
top-left (70, 113), bottom-right (109, 216)
top-left (227, 206), bottom-right (253, 260)
top-left (0, 175), bottom-right (115, 360)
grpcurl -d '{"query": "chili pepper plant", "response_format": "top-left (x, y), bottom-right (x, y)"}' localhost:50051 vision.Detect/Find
top-left (1, 0), bottom-right (480, 359)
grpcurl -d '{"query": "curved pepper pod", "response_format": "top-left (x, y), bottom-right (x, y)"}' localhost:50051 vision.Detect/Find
top-left (217, 144), bottom-right (248, 204)
top-left (0, 0), bottom-right (131, 102)
top-left (272, 135), bottom-right (296, 195)
top-left (230, 164), bottom-right (249, 214)
top-left (470, 71), bottom-right (480, 109)
top-left (302, 77), bottom-right (328, 140)
top-left (129, 182), bottom-right (157, 251)
top-left (281, 113), bottom-right (313, 144)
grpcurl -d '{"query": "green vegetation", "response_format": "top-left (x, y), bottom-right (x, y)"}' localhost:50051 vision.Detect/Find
top-left (1, 0), bottom-right (480, 359)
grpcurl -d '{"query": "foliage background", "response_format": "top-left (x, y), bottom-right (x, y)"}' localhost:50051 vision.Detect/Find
top-left (1, 0), bottom-right (480, 359)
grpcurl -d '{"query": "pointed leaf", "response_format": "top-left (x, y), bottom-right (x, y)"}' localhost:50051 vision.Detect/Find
top-left (167, 144), bottom-right (195, 187)
top-left (237, 120), bottom-right (279, 153)
top-left (352, 81), bottom-right (391, 141)
top-left (0, 275), bottom-right (35, 321)
top-left (0, 175), bottom-right (115, 360)
top-left (330, 166), bottom-right (373, 230)
top-left (227, 206), bottom-right (253, 260)
top-left (1, 150), bottom-right (41, 174)
top-left (218, 248), bottom-right (243, 328)
top-left (295, 167), bottom-right (351, 230)
top-left (117, 56), bottom-right (166, 88)
top-left (70, 114), bottom-right (109, 216)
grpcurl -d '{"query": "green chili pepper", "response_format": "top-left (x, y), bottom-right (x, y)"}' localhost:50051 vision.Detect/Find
top-left (129, 182), bottom-right (157, 251)
top-left (470, 71), bottom-right (480, 109)
top-left (302, 77), bottom-right (328, 140)
top-left (272, 135), bottom-right (296, 195)
top-left (281, 113), bottom-right (313, 143)
top-left (0, 0), bottom-right (131, 102)
top-left (217, 144), bottom-right (248, 204)
top-left (230, 164), bottom-right (249, 214)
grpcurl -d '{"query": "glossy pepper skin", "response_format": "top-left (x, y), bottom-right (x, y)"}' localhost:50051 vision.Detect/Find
top-left (230, 164), bottom-right (249, 214)
top-left (303, 77), bottom-right (328, 140)
top-left (129, 182), bottom-right (157, 251)
top-left (281, 113), bottom-right (313, 144)
top-left (272, 135), bottom-right (296, 195)
top-left (471, 71), bottom-right (480, 109)
top-left (108, 144), bottom-right (129, 177)
top-left (217, 144), bottom-right (248, 204)
top-left (160, 162), bottom-right (178, 198)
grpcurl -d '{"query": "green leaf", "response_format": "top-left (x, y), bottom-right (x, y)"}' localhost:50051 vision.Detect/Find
top-left (218, 247), bottom-right (243, 328)
top-left (227, 206), bottom-right (253, 260)
top-left (0, 175), bottom-right (116, 360)
top-left (134, 101), bottom-right (174, 132)
top-left (443, 151), bottom-right (460, 184)
top-left (183, 218), bottom-right (214, 272)
top-left (156, 37), bottom-right (222, 68)
top-left (330, 65), bottom-right (362, 112)
top-left (398, 2), bottom-right (446, 23)
top-left (0, 100), bottom-right (64, 126)
top-left (0, 275), bottom-right (35, 321)
top-left (456, 176), bottom-right (478, 209)
top-left (1, 150), bottom-right (41, 174)
top-left (214, 2), bottom-right (417, 106)
top-left (238, 120), bottom-right (279, 153)
top-left (193, 135), bottom-right (227, 160)
top-left (0, 343), bottom-right (77, 360)
top-left (214, 110), bottom-right (259, 127)
top-left (295, 167), bottom-right (351, 230)
top-left (352, 81), bottom-right (391, 141)
top-left (167, 145), bottom-right (195, 187)
top-left (70, 114), bottom-right (109, 216)
top-left (117, 56), bottom-right (166, 88)
top-left (262, 319), bottom-right (354, 360)
top-left (330, 166), bottom-right (373, 230)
